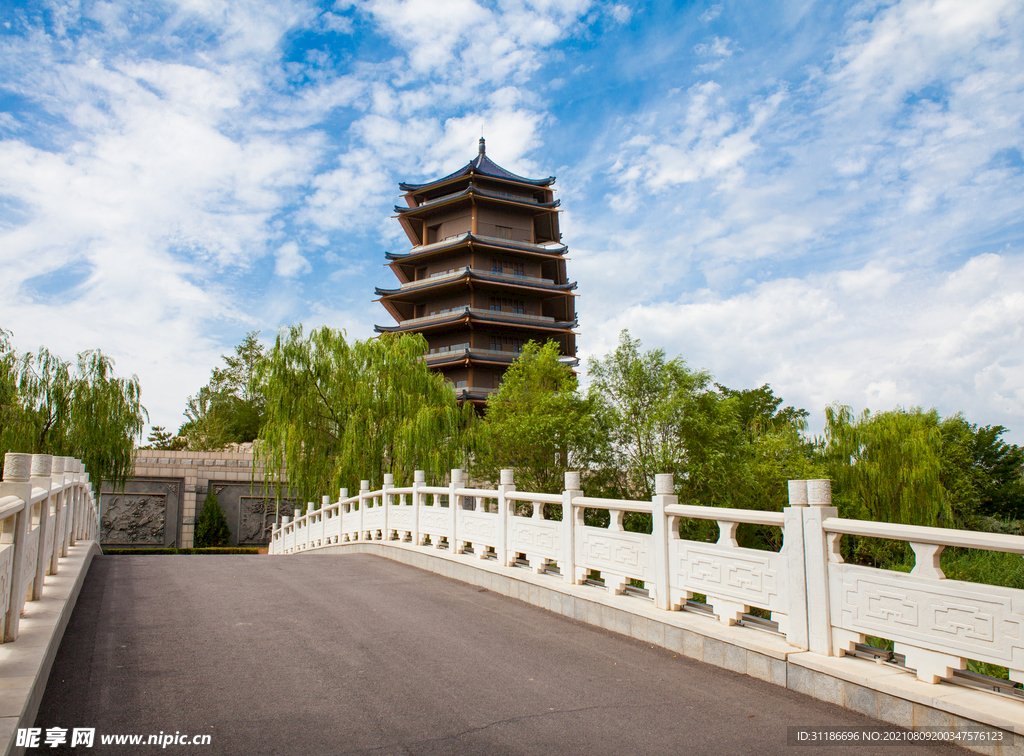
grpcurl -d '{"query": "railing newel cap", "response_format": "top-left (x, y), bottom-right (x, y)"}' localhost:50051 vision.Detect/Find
top-left (654, 473), bottom-right (673, 496)
top-left (30, 453), bottom-right (53, 478)
top-left (787, 480), bottom-right (808, 507)
top-left (807, 479), bottom-right (832, 506)
top-left (414, 470), bottom-right (425, 483)
top-left (564, 471), bottom-right (580, 491)
top-left (500, 469), bottom-right (514, 486)
top-left (3, 453), bottom-right (32, 482)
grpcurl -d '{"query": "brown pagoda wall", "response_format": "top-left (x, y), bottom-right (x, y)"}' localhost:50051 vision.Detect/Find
top-left (477, 205), bottom-right (534, 242)
top-left (427, 333), bottom-right (471, 350)
top-left (416, 253), bottom-right (472, 279)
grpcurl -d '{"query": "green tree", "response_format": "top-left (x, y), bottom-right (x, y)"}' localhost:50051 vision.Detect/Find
top-left (474, 340), bottom-right (599, 494)
top-left (586, 330), bottom-right (745, 505)
top-left (194, 487), bottom-right (230, 547)
top-left (255, 327), bottom-right (474, 503)
top-left (822, 404), bottom-right (950, 528)
top-left (0, 331), bottom-right (147, 495)
top-left (179, 331), bottom-right (267, 450)
top-left (143, 425), bottom-right (186, 450)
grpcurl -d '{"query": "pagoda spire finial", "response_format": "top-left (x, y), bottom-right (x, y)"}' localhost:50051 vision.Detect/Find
top-left (478, 136), bottom-right (486, 156)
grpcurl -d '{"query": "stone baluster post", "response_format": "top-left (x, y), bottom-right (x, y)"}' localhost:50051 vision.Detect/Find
top-left (60, 458), bottom-right (74, 556)
top-left (382, 474), bottom-right (393, 541)
top-left (358, 480), bottom-right (369, 540)
top-left (79, 469), bottom-right (92, 542)
top-left (48, 456), bottom-right (65, 575)
top-left (799, 479), bottom-right (836, 655)
top-left (1, 454), bottom-right (32, 642)
top-left (411, 471), bottom-right (424, 546)
top-left (29, 455), bottom-right (52, 601)
top-left (339, 488), bottom-right (348, 540)
top-left (561, 471), bottom-right (582, 584)
top-left (497, 469), bottom-right (514, 566)
top-left (448, 469), bottom-right (463, 552)
top-left (66, 459), bottom-right (79, 548)
top-left (650, 474), bottom-right (674, 611)
top-left (782, 480), bottom-right (810, 650)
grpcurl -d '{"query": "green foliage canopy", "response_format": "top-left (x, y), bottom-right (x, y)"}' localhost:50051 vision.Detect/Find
top-left (179, 331), bottom-right (267, 450)
top-left (0, 330), bottom-right (147, 494)
top-left (473, 340), bottom-right (598, 494)
top-left (255, 327), bottom-right (473, 503)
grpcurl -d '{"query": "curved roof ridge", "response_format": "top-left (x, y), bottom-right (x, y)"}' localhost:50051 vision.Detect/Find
top-left (400, 144), bottom-right (555, 191)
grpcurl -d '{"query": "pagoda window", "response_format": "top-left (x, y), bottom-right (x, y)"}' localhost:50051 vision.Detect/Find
top-left (489, 336), bottom-right (525, 353)
top-left (495, 225), bottom-right (514, 240)
top-left (489, 297), bottom-right (525, 313)
top-left (490, 258), bottom-right (525, 277)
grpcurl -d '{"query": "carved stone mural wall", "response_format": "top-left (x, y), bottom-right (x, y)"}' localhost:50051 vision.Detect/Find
top-left (100, 478), bottom-right (181, 547)
top-left (101, 450), bottom-right (291, 548)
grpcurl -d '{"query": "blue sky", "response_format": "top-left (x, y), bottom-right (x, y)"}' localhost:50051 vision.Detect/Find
top-left (1, 0), bottom-right (1022, 442)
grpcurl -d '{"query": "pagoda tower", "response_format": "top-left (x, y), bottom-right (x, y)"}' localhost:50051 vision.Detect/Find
top-left (375, 139), bottom-right (578, 406)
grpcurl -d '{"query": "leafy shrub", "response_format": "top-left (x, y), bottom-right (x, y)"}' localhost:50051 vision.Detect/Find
top-left (194, 488), bottom-right (231, 547)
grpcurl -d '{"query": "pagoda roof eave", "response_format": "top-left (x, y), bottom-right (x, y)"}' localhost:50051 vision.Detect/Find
top-left (385, 234), bottom-right (567, 262)
top-left (376, 270), bottom-right (577, 300)
top-left (399, 153), bottom-right (554, 192)
top-left (393, 188), bottom-right (559, 216)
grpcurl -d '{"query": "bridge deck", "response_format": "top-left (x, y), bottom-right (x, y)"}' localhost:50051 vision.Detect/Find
top-left (37, 554), bottom-right (969, 755)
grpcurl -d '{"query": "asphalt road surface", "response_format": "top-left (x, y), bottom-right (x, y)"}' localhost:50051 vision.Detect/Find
top-left (35, 554), bottom-right (973, 755)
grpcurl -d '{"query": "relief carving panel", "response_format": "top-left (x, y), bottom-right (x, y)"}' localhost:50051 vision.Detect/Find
top-left (101, 493), bottom-right (166, 545)
top-left (578, 527), bottom-right (651, 582)
top-left (418, 509), bottom-right (449, 535)
top-left (459, 511), bottom-right (496, 544)
top-left (670, 540), bottom-right (784, 612)
top-left (830, 563), bottom-right (1024, 665)
top-left (510, 519), bottom-right (560, 560)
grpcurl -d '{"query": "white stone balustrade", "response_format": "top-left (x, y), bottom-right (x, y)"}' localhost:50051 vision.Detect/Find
top-left (269, 469), bottom-right (1024, 701)
top-left (0, 452), bottom-right (100, 643)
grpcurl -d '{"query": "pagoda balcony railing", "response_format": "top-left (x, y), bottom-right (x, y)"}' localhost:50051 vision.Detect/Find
top-left (456, 386), bottom-right (498, 396)
top-left (401, 268), bottom-right (557, 290)
top-left (425, 347), bottom-right (522, 363)
top-left (415, 187), bottom-right (540, 209)
top-left (468, 307), bottom-right (555, 323)
top-left (396, 307), bottom-right (559, 328)
top-left (410, 234), bottom-right (562, 255)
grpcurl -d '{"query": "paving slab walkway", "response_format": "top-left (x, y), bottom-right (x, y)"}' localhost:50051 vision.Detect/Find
top-left (35, 554), bottom-right (973, 755)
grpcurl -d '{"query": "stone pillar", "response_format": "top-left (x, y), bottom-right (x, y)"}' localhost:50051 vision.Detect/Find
top-left (48, 456), bottom-right (65, 575)
top-left (449, 469), bottom-right (463, 552)
top-left (651, 473), bottom-right (675, 611)
top-left (783, 480), bottom-right (810, 650)
top-left (801, 479), bottom-right (836, 656)
top-left (358, 480), bottom-right (369, 540)
top-left (497, 469), bottom-right (514, 566)
top-left (411, 471), bottom-right (424, 546)
top-left (1, 453), bottom-right (32, 641)
top-left (29, 454), bottom-right (52, 601)
top-left (561, 471), bottom-right (582, 584)
top-left (382, 474), bottom-right (393, 541)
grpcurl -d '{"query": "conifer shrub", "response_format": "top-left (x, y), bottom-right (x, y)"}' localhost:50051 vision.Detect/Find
top-left (194, 488), bottom-right (231, 547)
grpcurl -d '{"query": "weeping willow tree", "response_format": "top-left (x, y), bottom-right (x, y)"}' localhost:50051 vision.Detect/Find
top-left (822, 404), bottom-right (950, 528)
top-left (255, 326), bottom-right (475, 504)
top-left (0, 330), bottom-right (147, 494)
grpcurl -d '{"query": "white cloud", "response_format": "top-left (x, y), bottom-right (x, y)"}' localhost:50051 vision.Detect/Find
top-left (700, 4), bottom-right (723, 22)
top-left (580, 253), bottom-right (1024, 439)
top-left (275, 242), bottom-right (312, 277)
